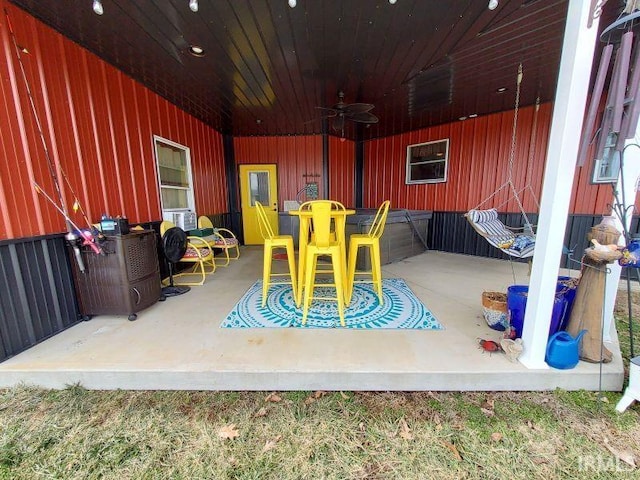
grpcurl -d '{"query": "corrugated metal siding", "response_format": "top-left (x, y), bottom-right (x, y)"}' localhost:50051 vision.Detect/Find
top-left (0, 6), bottom-right (227, 241)
top-left (234, 135), bottom-right (323, 210)
top-left (363, 103), bottom-right (622, 215)
top-left (0, 236), bottom-right (79, 361)
top-left (328, 136), bottom-right (355, 207)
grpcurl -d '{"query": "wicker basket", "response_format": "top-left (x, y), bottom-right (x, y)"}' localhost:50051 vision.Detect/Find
top-left (481, 291), bottom-right (509, 331)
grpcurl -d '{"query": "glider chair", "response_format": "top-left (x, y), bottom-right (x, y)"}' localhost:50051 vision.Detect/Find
top-left (255, 201), bottom-right (297, 307)
top-left (465, 208), bottom-right (535, 259)
top-left (160, 221), bottom-right (215, 286)
top-left (301, 201), bottom-right (346, 327)
top-left (197, 215), bottom-right (240, 267)
top-left (346, 200), bottom-right (391, 304)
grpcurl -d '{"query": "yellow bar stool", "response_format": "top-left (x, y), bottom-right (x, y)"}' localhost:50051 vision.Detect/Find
top-left (346, 200), bottom-right (391, 304)
top-left (302, 201), bottom-right (346, 326)
top-left (255, 201), bottom-right (297, 307)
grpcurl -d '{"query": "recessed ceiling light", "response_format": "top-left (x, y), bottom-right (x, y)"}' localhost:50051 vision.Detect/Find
top-left (496, 87), bottom-right (508, 93)
top-left (189, 45), bottom-right (205, 57)
top-left (459, 116), bottom-right (467, 121)
top-left (469, 113), bottom-right (478, 118)
top-left (92, 0), bottom-right (103, 15)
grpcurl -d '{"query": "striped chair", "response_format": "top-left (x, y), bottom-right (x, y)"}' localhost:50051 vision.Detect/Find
top-left (465, 208), bottom-right (535, 259)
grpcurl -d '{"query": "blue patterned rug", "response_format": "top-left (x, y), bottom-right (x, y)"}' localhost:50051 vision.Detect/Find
top-left (221, 278), bottom-right (443, 329)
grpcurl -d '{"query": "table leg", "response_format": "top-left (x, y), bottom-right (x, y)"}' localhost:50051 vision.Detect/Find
top-left (336, 218), bottom-right (350, 304)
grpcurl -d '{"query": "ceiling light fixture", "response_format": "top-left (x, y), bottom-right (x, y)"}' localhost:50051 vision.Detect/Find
top-left (488, 0), bottom-right (498, 10)
top-left (288, 0), bottom-right (297, 8)
top-left (189, 0), bottom-right (198, 12)
top-left (389, 0), bottom-right (398, 4)
top-left (469, 113), bottom-right (478, 118)
top-left (496, 86), bottom-right (508, 93)
top-left (189, 45), bottom-right (205, 57)
top-left (92, 0), bottom-right (104, 15)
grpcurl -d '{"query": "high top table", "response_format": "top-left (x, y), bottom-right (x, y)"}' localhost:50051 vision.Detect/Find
top-left (288, 207), bottom-right (355, 306)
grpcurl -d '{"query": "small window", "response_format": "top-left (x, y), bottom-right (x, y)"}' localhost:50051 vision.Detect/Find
top-left (406, 139), bottom-right (449, 184)
top-left (154, 135), bottom-right (195, 211)
top-left (592, 132), bottom-right (621, 184)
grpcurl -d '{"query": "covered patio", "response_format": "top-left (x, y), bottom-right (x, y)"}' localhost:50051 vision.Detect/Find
top-left (0, 248), bottom-right (624, 391)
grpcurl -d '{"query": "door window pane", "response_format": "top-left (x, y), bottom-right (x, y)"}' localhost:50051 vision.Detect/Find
top-left (249, 171), bottom-right (270, 206)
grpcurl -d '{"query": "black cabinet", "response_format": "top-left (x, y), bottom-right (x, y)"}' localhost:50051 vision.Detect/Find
top-left (70, 230), bottom-right (161, 320)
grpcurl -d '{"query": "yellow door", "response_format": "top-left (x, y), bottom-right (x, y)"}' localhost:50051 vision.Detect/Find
top-left (239, 164), bottom-right (279, 245)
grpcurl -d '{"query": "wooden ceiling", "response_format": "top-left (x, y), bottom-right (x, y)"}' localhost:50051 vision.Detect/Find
top-left (8, 0), bottom-right (622, 140)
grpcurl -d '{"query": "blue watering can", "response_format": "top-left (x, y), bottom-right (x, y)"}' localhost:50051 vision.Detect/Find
top-left (545, 330), bottom-right (587, 370)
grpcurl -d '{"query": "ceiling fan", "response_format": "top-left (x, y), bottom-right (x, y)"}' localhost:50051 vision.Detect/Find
top-left (314, 91), bottom-right (378, 136)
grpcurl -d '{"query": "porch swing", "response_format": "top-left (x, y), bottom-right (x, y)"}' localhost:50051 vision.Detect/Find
top-left (465, 64), bottom-right (540, 259)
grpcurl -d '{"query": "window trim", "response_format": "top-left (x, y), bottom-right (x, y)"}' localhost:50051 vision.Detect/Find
top-left (405, 138), bottom-right (449, 184)
top-left (153, 135), bottom-right (196, 212)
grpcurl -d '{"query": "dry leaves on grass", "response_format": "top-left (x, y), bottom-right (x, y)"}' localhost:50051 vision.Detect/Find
top-left (218, 424), bottom-right (240, 440)
top-left (491, 432), bottom-right (503, 442)
top-left (440, 441), bottom-right (463, 461)
top-left (264, 392), bottom-right (282, 403)
top-left (399, 418), bottom-right (413, 440)
top-left (304, 391), bottom-right (327, 405)
top-left (262, 435), bottom-right (282, 453)
top-left (254, 407), bottom-right (268, 418)
top-left (481, 398), bottom-right (495, 417)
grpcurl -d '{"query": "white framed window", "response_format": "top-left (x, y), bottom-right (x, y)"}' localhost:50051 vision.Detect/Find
top-left (592, 132), bottom-right (621, 184)
top-left (406, 138), bottom-right (449, 184)
top-left (154, 135), bottom-right (195, 212)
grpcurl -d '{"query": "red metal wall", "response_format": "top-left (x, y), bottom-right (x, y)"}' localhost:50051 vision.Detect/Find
top-left (328, 136), bottom-right (355, 207)
top-left (363, 103), bottom-right (620, 216)
top-left (0, 3), bottom-right (226, 240)
top-left (234, 135), bottom-right (323, 210)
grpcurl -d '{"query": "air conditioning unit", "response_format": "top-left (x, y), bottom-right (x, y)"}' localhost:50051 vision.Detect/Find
top-left (162, 210), bottom-right (197, 231)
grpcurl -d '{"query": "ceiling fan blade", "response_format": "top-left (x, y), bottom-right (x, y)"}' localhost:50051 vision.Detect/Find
top-left (346, 111), bottom-right (379, 124)
top-left (343, 103), bottom-right (374, 114)
top-left (315, 106), bottom-right (338, 118)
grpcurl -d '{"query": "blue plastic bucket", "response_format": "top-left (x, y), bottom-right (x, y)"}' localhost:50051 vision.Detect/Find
top-left (507, 284), bottom-right (567, 339)
top-left (556, 276), bottom-right (577, 331)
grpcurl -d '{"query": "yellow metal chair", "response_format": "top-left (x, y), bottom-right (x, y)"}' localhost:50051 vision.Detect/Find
top-left (160, 220), bottom-right (215, 286)
top-left (346, 200), bottom-right (391, 304)
top-left (197, 216), bottom-right (240, 267)
top-left (255, 201), bottom-right (297, 307)
top-left (298, 200), bottom-right (345, 276)
top-left (301, 201), bottom-right (346, 327)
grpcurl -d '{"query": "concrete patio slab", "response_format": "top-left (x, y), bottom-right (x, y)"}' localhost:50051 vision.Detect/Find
top-left (0, 248), bottom-right (625, 391)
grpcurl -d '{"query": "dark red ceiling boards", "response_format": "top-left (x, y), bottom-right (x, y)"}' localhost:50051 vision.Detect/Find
top-left (8, 0), bottom-right (617, 141)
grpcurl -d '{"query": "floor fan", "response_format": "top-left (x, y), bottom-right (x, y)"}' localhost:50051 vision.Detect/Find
top-left (161, 227), bottom-right (191, 297)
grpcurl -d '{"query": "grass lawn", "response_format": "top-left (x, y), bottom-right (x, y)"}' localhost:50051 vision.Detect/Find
top-left (1, 294), bottom-right (640, 479)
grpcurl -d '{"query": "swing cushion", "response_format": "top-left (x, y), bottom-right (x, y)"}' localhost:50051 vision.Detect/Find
top-left (466, 209), bottom-right (535, 258)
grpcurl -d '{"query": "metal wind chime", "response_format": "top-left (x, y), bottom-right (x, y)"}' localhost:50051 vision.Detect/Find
top-left (579, 2), bottom-right (640, 358)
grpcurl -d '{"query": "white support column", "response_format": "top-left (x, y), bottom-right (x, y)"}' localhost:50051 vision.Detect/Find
top-left (603, 136), bottom-right (640, 342)
top-left (519, 0), bottom-right (600, 369)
